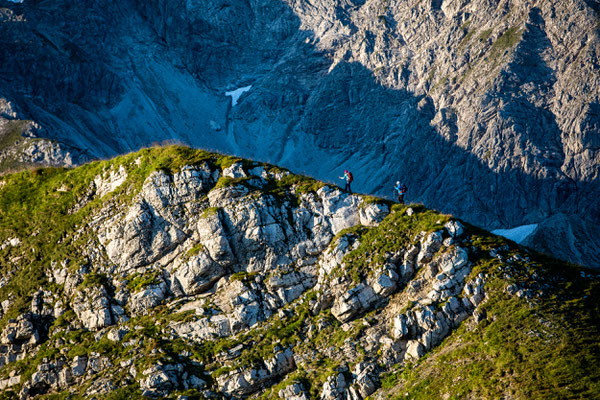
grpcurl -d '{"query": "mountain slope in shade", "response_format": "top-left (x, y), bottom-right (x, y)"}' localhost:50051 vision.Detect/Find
top-left (0, 0), bottom-right (598, 266)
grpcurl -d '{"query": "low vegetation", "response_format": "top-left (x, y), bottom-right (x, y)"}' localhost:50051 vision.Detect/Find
top-left (0, 145), bottom-right (597, 399)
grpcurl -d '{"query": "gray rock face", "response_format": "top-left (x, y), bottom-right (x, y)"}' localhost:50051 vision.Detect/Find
top-left (350, 362), bottom-right (379, 399)
top-left (331, 283), bottom-right (378, 323)
top-left (279, 382), bottom-right (309, 400)
top-left (393, 271), bottom-right (488, 361)
top-left (417, 231), bottom-right (444, 265)
top-left (1, 314), bottom-right (38, 345)
top-left (1, 0), bottom-right (598, 265)
top-left (91, 165), bottom-right (387, 339)
top-left (321, 372), bottom-right (347, 400)
top-left (140, 364), bottom-right (182, 397)
top-left (0, 114), bottom-right (83, 174)
top-left (128, 282), bottom-right (167, 316)
top-left (98, 169), bottom-right (211, 272)
top-left (168, 314), bottom-right (231, 342)
top-left (217, 348), bottom-right (296, 397)
top-left (93, 165), bottom-right (128, 198)
top-left (428, 246), bottom-right (471, 301)
top-left (0, 150), bottom-right (552, 400)
top-left (19, 355), bottom-right (111, 399)
top-left (71, 286), bottom-right (113, 331)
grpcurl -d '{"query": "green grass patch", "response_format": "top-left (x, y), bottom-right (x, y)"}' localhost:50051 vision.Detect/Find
top-left (186, 242), bottom-right (207, 258)
top-left (483, 26), bottom-right (523, 69)
top-left (126, 271), bottom-right (163, 293)
top-left (200, 207), bottom-right (221, 219)
top-left (214, 176), bottom-right (252, 190)
top-left (230, 271), bottom-right (259, 283)
top-left (479, 28), bottom-right (493, 42)
top-left (337, 204), bottom-right (450, 283)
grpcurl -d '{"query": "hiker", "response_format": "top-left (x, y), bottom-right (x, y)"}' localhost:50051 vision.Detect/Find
top-left (339, 170), bottom-right (353, 193)
top-left (394, 181), bottom-right (407, 203)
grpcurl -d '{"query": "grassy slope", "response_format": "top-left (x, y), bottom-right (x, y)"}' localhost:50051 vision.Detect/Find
top-left (0, 146), bottom-right (294, 324)
top-left (381, 232), bottom-right (600, 400)
top-left (0, 146), bottom-right (597, 399)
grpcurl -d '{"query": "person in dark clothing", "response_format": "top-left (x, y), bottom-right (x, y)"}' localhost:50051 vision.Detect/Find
top-left (339, 170), bottom-right (353, 193)
top-left (394, 181), bottom-right (407, 203)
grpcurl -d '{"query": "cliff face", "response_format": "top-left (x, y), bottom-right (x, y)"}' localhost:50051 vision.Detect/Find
top-left (0, 146), bottom-right (598, 399)
top-left (0, 0), bottom-right (599, 266)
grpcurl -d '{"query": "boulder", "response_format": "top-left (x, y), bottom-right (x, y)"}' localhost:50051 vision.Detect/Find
top-left (320, 372), bottom-right (347, 400)
top-left (71, 286), bottom-right (113, 330)
top-left (331, 283), bottom-right (378, 323)
top-left (444, 220), bottom-right (464, 238)
top-left (319, 235), bottom-right (354, 277)
top-left (93, 165), bottom-right (127, 198)
top-left (107, 328), bottom-right (128, 342)
top-left (172, 250), bottom-right (225, 296)
top-left (417, 231), bottom-right (443, 265)
top-left (405, 340), bottom-right (426, 360)
top-left (1, 314), bottom-right (38, 345)
top-left (0, 375), bottom-right (20, 390)
top-left (350, 362), bottom-right (378, 398)
top-left (86, 378), bottom-right (118, 395)
top-left (128, 282), bottom-right (167, 316)
top-left (217, 348), bottom-right (296, 397)
top-left (429, 247), bottom-right (471, 301)
top-left (214, 279), bottom-right (265, 332)
top-left (372, 265), bottom-right (399, 297)
top-left (392, 314), bottom-right (412, 340)
top-left (398, 245), bottom-right (419, 280)
top-left (267, 270), bottom-right (315, 304)
top-left (359, 202), bottom-right (389, 226)
top-left (222, 162), bottom-right (247, 179)
top-left (71, 356), bottom-right (87, 377)
top-left (169, 315), bottom-right (231, 342)
top-left (140, 364), bottom-right (182, 397)
top-left (185, 374), bottom-right (206, 390)
top-left (318, 187), bottom-right (361, 235)
top-left (279, 382), bottom-right (309, 400)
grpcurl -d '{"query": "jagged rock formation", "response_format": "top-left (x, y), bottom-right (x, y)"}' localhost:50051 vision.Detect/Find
top-left (0, 146), bottom-right (597, 399)
top-left (0, 0), bottom-right (599, 267)
top-left (0, 100), bottom-right (82, 174)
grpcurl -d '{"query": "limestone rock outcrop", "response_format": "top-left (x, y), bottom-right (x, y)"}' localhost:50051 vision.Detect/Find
top-left (0, 149), bottom-right (588, 399)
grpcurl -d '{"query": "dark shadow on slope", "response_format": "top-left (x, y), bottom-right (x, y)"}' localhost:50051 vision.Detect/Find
top-left (583, 0), bottom-right (600, 14)
top-left (0, 0), bottom-right (598, 265)
top-left (496, 8), bottom-right (562, 158)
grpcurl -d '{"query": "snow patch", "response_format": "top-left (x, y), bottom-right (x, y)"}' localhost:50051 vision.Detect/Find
top-left (225, 86), bottom-right (252, 107)
top-left (492, 224), bottom-right (538, 244)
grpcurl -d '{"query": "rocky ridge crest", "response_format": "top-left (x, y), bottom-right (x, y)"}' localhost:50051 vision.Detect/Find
top-left (0, 0), bottom-right (599, 266)
top-left (0, 146), bottom-right (597, 399)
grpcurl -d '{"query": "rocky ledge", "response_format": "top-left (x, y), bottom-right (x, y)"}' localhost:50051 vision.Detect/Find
top-left (0, 146), bottom-right (596, 399)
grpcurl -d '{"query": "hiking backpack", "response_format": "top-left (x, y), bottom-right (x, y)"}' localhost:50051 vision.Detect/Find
top-left (348, 172), bottom-right (354, 183)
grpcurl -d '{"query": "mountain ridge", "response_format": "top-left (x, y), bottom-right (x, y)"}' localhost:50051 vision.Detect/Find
top-left (1, 0), bottom-right (599, 266)
top-left (0, 145), bottom-right (597, 399)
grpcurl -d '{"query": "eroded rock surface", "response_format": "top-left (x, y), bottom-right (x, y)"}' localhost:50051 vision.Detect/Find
top-left (1, 0), bottom-right (599, 266)
top-left (0, 155), bottom-right (561, 399)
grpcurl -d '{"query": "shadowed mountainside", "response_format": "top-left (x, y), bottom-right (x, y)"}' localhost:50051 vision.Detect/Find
top-left (0, 0), bottom-right (599, 266)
